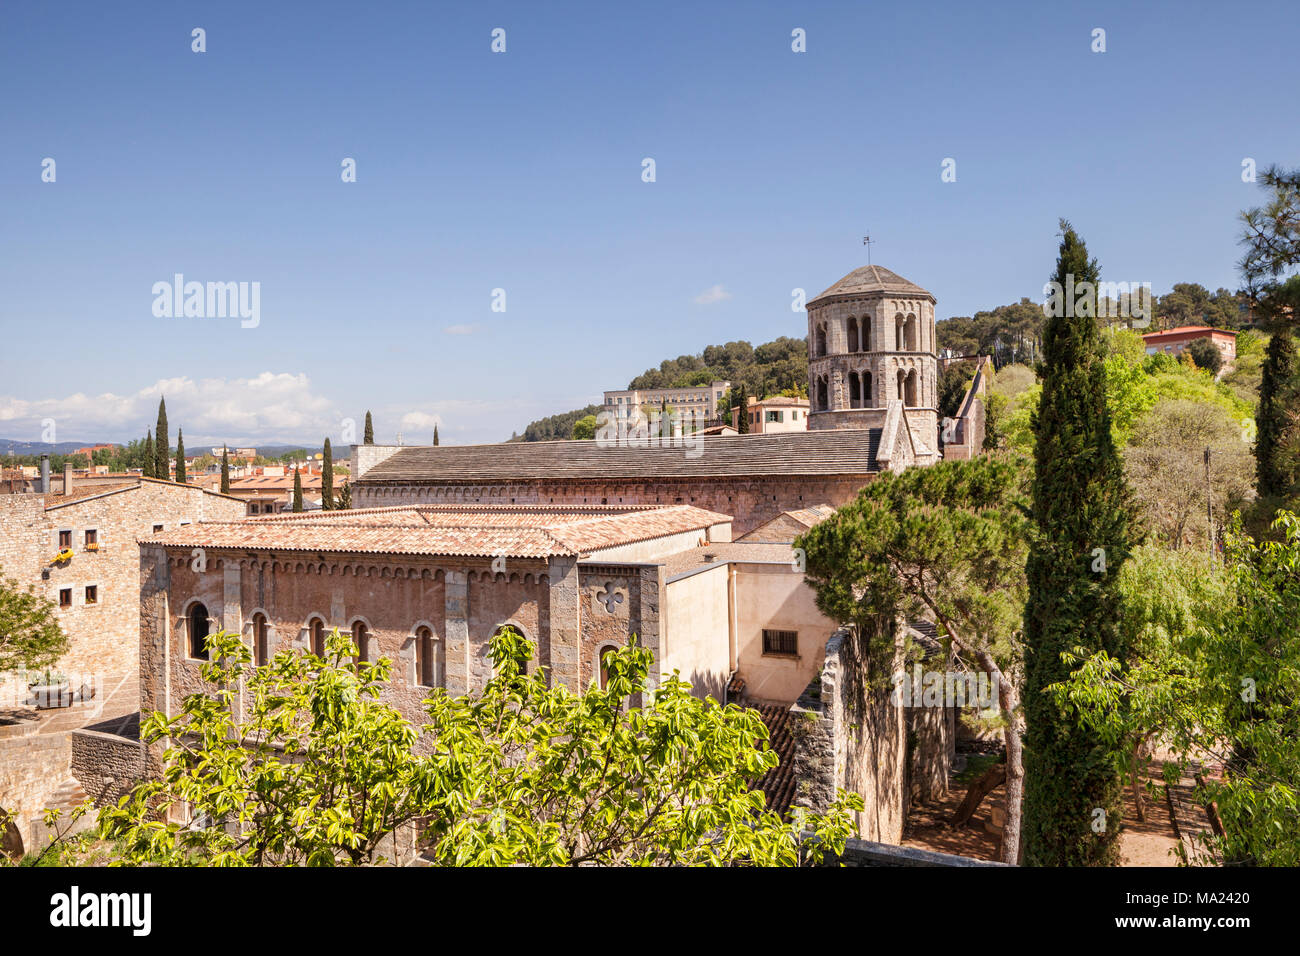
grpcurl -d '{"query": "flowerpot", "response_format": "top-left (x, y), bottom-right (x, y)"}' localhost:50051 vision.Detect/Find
top-left (29, 683), bottom-right (72, 709)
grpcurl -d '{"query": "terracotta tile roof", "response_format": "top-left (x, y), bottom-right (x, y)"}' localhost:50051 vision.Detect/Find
top-left (754, 704), bottom-right (798, 818)
top-left (358, 429), bottom-right (882, 483)
top-left (808, 264), bottom-right (933, 306)
top-left (138, 503), bottom-right (730, 560)
top-left (659, 541), bottom-right (806, 579)
top-left (1142, 325), bottom-right (1237, 338)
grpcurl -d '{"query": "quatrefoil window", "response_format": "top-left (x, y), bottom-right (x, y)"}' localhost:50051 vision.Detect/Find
top-left (596, 582), bottom-right (624, 613)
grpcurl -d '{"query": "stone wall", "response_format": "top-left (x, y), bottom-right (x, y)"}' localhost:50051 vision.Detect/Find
top-left (0, 481), bottom-right (244, 686)
top-left (789, 628), bottom-right (908, 844)
top-left (352, 475), bottom-right (873, 537)
top-left (70, 728), bottom-right (145, 807)
top-left (0, 730), bottom-right (71, 855)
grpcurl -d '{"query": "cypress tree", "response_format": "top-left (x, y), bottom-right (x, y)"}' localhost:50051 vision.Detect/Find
top-left (337, 479), bottom-right (351, 510)
top-left (321, 439), bottom-right (334, 510)
top-left (292, 466), bottom-right (303, 512)
top-left (364, 412), bottom-right (374, 445)
top-left (142, 430), bottom-right (155, 479)
top-left (1022, 220), bottom-right (1138, 866)
top-left (155, 398), bottom-right (169, 480)
top-left (220, 445), bottom-right (231, 494)
top-left (433, 424), bottom-right (439, 446)
top-left (174, 429), bottom-right (187, 484)
top-left (1255, 283), bottom-right (1300, 498)
top-left (734, 385), bottom-right (750, 433)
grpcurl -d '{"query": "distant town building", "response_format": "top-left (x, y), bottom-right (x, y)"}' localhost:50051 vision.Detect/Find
top-left (226, 472), bottom-right (325, 514)
top-left (603, 382), bottom-right (730, 422)
top-left (731, 396), bottom-right (810, 434)
top-left (1141, 325), bottom-right (1237, 363)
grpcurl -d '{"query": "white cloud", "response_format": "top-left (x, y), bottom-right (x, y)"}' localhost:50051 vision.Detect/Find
top-left (0, 373), bottom-right (337, 446)
top-left (693, 284), bottom-right (732, 305)
top-left (0, 378), bottom-right (594, 449)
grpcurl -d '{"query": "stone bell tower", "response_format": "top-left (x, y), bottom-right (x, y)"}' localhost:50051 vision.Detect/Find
top-left (806, 264), bottom-right (939, 466)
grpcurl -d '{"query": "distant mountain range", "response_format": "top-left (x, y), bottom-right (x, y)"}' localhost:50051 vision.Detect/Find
top-left (0, 440), bottom-right (112, 456)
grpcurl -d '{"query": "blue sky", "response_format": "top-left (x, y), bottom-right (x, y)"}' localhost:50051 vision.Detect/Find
top-left (1, 0), bottom-right (1296, 447)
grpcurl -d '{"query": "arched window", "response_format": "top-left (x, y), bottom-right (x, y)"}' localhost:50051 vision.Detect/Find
top-left (352, 621), bottom-right (370, 663)
top-left (252, 612), bottom-right (269, 667)
top-left (308, 617), bottom-right (326, 657)
top-left (816, 376), bottom-right (829, 411)
top-left (849, 371), bottom-right (861, 408)
top-left (863, 319), bottom-right (872, 352)
top-left (863, 370), bottom-right (874, 407)
top-left (599, 645), bottom-right (618, 690)
top-left (188, 602), bottom-right (210, 660)
top-left (905, 314), bottom-right (919, 351)
top-left (846, 317), bottom-right (859, 353)
top-left (904, 369), bottom-right (918, 406)
top-left (415, 626), bottom-right (443, 688)
top-left (815, 324), bottom-right (827, 357)
top-left (493, 624), bottom-right (529, 675)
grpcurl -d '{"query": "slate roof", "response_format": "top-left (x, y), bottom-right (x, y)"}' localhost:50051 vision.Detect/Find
top-left (357, 429), bottom-right (883, 483)
top-left (809, 265), bottom-right (933, 306)
top-left (138, 503), bottom-right (730, 560)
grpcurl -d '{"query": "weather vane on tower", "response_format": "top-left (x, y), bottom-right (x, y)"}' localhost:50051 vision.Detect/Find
top-left (862, 233), bottom-right (875, 265)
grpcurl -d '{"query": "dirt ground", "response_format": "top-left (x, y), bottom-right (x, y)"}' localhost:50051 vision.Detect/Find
top-left (903, 763), bottom-right (1188, 866)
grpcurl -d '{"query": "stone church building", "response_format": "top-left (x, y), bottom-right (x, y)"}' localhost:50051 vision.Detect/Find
top-left (28, 264), bottom-right (979, 854)
top-left (351, 265), bottom-right (947, 534)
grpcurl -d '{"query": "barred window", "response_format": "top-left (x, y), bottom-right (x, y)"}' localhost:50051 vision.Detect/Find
top-left (762, 629), bottom-right (798, 656)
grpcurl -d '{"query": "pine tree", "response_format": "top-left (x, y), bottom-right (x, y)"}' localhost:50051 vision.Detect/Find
top-left (220, 445), bottom-right (231, 494)
top-left (142, 430), bottom-right (155, 479)
top-left (433, 424), bottom-right (440, 446)
top-left (1022, 220), bottom-right (1138, 866)
top-left (321, 439), bottom-right (334, 510)
top-left (364, 411), bottom-right (374, 445)
top-left (155, 398), bottom-right (169, 480)
top-left (174, 429), bottom-right (187, 484)
top-left (292, 466), bottom-right (303, 512)
top-left (734, 385), bottom-right (749, 434)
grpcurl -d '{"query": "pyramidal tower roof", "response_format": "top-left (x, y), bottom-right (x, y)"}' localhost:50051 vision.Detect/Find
top-left (809, 265), bottom-right (933, 305)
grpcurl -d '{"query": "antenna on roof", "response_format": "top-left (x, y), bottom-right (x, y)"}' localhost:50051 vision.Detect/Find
top-left (862, 233), bottom-right (875, 265)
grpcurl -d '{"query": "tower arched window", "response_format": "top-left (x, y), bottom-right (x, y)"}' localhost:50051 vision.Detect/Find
top-left (849, 371), bottom-right (861, 408)
top-left (904, 369), bottom-right (918, 406)
top-left (816, 376), bottom-right (829, 411)
top-left (815, 324), bottom-right (827, 357)
top-left (846, 317), bottom-right (858, 353)
top-left (905, 314), bottom-right (919, 351)
top-left (188, 602), bottom-right (210, 660)
top-left (863, 370), bottom-right (874, 407)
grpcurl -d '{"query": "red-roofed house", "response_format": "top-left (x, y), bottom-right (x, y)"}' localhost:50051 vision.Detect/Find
top-left (1142, 325), bottom-right (1238, 363)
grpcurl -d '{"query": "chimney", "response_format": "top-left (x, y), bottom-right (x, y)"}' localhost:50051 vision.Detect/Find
top-left (63, 462), bottom-right (73, 496)
top-left (40, 454), bottom-right (50, 494)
